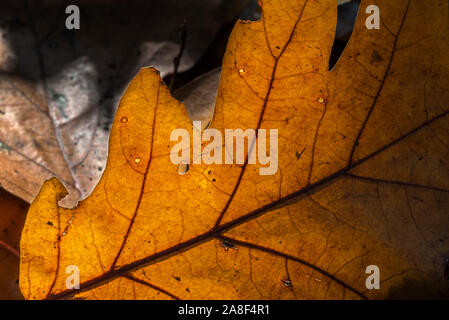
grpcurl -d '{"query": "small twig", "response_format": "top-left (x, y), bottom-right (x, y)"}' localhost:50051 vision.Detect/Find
top-left (0, 239), bottom-right (19, 259)
top-left (169, 20), bottom-right (188, 91)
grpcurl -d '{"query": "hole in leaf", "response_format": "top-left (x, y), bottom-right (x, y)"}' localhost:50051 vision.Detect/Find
top-left (329, 0), bottom-right (361, 71)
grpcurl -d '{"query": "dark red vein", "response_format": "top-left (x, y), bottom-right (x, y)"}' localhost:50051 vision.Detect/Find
top-left (348, 0), bottom-right (411, 166)
top-left (345, 173), bottom-right (449, 193)
top-left (212, 0), bottom-right (310, 230)
top-left (47, 109), bottom-right (449, 300)
top-left (109, 79), bottom-right (160, 270)
top-left (217, 235), bottom-right (368, 300)
top-left (307, 98), bottom-right (328, 185)
top-left (124, 275), bottom-right (181, 300)
top-left (46, 205), bottom-right (61, 299)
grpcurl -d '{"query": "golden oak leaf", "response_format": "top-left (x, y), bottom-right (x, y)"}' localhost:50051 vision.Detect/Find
top-left (20, 0), bottom-right (449, 300)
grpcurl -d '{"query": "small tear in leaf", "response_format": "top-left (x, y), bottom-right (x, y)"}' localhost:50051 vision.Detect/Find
top-left (282, 279), bottom-right (292, 288)
top-left (221, 240), bottom-right (237, 251)
top-left (177, 161), bottom-right (189, 175)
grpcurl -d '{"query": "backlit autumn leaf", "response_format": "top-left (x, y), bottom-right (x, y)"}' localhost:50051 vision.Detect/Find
top-left (20, 0), bottom-right (449, 300)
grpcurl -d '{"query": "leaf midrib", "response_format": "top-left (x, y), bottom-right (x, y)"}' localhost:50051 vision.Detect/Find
top-left (48, 107), bottom-right (449, 300)
top-left (48, 0), bottom-right (447, 300)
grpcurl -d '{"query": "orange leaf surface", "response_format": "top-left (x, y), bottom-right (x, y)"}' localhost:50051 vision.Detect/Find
top-left (20, 0), bottom-right (449, 299)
